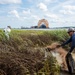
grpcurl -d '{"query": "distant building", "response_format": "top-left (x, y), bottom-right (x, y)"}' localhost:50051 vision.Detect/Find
top-left (21, 26), bottom-right (26, 29)
top-left (38, 19), bottom-right (49, 28)
top-left (39, 24), bottom-right (46, 28)
top-left (26, 19), bottom-right (49, 29)
top-left (31, 26), bottom-right (38, 28)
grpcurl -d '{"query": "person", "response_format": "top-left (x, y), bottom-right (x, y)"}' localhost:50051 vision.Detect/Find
top-left (57, 28), bottom-right (75, 74)
top-left (3, 26), bottom-right (11, 40)
top-left (60, 28), bottom-right (75, 54)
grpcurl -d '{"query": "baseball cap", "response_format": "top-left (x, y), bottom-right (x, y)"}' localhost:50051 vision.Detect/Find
top-left (67, 28), bottom-right (75, 33)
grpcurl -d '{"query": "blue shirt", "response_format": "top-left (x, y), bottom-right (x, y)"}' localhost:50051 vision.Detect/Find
top-left (61, 33), bottom-right (75, 53)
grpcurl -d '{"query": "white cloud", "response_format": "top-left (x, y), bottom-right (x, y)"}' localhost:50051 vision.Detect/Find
top-left (9, 10), bottom-right (20, 18)
top-left (44, 0), bottom-right (58, 3)
top-left (23, 9), bottom-right (31, 15)
top-left (22, 10), bottom-right (40, 21)
top-left (51, 0), bottom-right (75, 12)
top-left (59, 5), bottom-right (75, 15)
top-left (63, 5), bottom-right (75, 10)
top-left (59, 10), bottom-right (74, 15)
top-left (37, 3), bottom-right (48, 11)
top-left (45, 13), bottom-right (59, 19)
top-left (31, 15), bottom-right (40, 20)
top-left (0, 0), bottom-right (21, 4)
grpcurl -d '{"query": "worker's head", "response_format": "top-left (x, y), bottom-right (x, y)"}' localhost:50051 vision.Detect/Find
top-left (67, 28), bottom-right (75, 36)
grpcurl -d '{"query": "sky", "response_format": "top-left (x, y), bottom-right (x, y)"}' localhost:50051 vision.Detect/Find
top-left (0, 0), bottom-right (75, 28)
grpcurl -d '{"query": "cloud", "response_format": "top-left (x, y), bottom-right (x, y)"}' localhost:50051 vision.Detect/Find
top-left (59, 5), bottom-right (75, 15)
top-left (63, 5), bottom-right (75, 10)
top-left (9, 10), bottom-right (20, 18)
top-left (51, 0), bottom-right (75, 12)
top-left (44, 0), bottom-right (58, 3)
top-left (31, 15), bottom-right (40, 20)
top-left (59, 10), bottom-right (74, 15)
top-left (0, 0), bottom-right (22, 4)
top-left (45, 13), bottom-right (59, 19)
top-left (37, 3), bottom-right (48, 11)
top-left (23, 9), bottom-right (31, 15)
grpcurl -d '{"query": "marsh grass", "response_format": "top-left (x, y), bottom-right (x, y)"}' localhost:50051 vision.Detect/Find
top-left (0, 29), bottom-right (69, 75)
top-left (0, 29), bottom-right (69, 48)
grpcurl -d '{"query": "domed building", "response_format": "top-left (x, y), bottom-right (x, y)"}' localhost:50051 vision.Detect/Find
top-left (38, 19), bottom-right (49, 28)
top-left (39, 24), bottom-right (46, 28)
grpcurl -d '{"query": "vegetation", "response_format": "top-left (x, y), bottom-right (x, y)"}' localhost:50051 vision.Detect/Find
top-left (0, 29), bottom-right (69, 75)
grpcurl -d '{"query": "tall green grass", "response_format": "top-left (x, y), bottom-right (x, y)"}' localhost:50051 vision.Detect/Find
top-left (0, 29), bottom-right (70, 54)
top-left (0, 29), bottom-right (69, 46)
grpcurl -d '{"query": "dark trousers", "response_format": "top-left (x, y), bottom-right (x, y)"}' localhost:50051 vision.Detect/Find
top-left (66, 53), bottom-right (75, 74)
